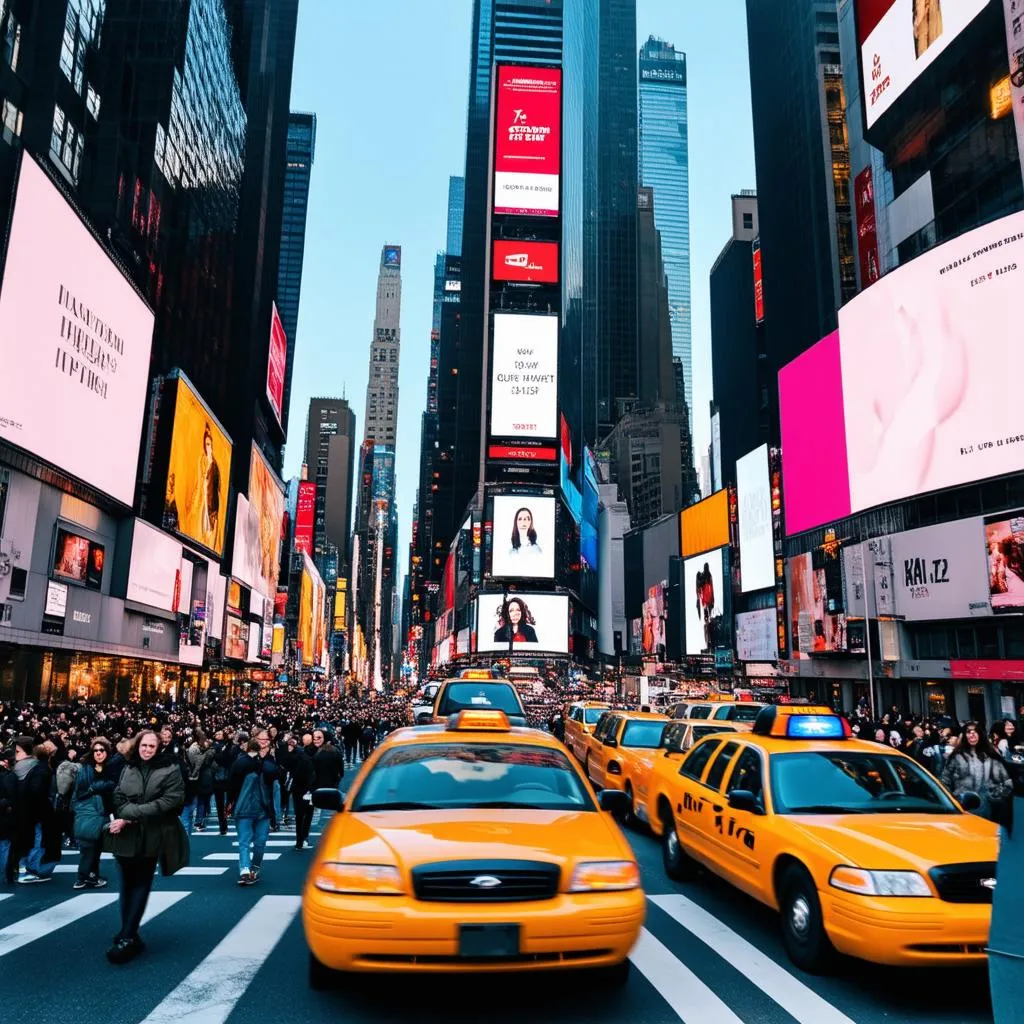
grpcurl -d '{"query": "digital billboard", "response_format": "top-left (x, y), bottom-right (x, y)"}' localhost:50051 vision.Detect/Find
top-left (382, 245), bottom-right (401, 268)
top-left (683, 548), bottom-right (728, 656)
top-left (163, 375), bottom-right (232, 557)
top-left (225, 614), bottom-right (247, 660)
top-left (680, 489), bottom-right (729, 558)
top-left (737, 445), bottom-right (774, 593)
top-left (493, 65), bottom-right (561, 217)
top-left (294, 480), bottom-right (316, 556)
top-left (476, 592), bottom-right (569, 654)
top-left (641, 582), bottom-right (667, 655)
top-left (52, 527), bottom-right (104, 590)
top-left (752, 242), bottom-right (764, 323)
top-left (0, 155), bottom-right (155, 505)
top-left (490, 313), bottom-right (558, 442)
top-left (266, 302), bottom-right (287, 428)
top-left (232, 445), bottom-right (285, 600)
top-left (491, 494), bottom-right (556, 580)
top-left (492, 240), bottom-right (559, 283)
top-left (857, 0), bottom-right (989, 128)
top-left (298, 552), bottom-right (326, 667)
top-left (788, 552), bottom-right (847, 655)
top-left (985, 509), bottom-right (1024, 613)
top-left (854, 167), bottom-right (880, 287)
top-left (735, 608), bottom-right (779, 661)
top-left (126, 519), bottom-right (183, 613)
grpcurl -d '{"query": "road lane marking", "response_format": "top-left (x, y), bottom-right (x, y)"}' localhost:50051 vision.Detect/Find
top-left (138, 895), bottom-right (301, 1024)
top-left (140, 890), bottom-right (191, 926)
top-left (0, 893), bottom-right (117, 957)
top-left (202, 852), bottom-right (281, 862)
top-left (231, 840), bottom-right (296, 847)
top-left (649, 894), bottom-right (857, 1024)
top-left (630, 928), bottom-right (743, 1023)
top-left (174, 867), bottom-right (230, 876)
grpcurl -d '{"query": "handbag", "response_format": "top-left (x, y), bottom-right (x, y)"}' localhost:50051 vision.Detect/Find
top-left (72, 794), bottom-right (106, 842)
top-left (159, 818), bottom-right (191, 877)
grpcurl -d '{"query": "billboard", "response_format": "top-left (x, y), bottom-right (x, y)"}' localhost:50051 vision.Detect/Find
top-left (0, 155), bottom-right (155, 505)
top-left (752, 243), bottom-right (764, 323)
top-left (493, 65), bottom-right (561, 217)
top-left (382, 245), bottom-right (401, 268)
top-left (294, 480), bottom-right (316, 556)
top-left (683, 548), bottom-right (728, 655)
top-left (476, 592), bottom-right (569, 654)
top-left (788, 552), bottom-right (847, 655)
top-left (126, 519), bottom-right (183, 613)
top-left (854, 166), bottom-right (880, 287)
top-left (232, 445), bottom-right (285, 600)
top-left (857, 0), bottom-right (990, 128)
top-left (680, 489), bottom-right (729, 558)
top-left (890, 517), bottom-right (992, 619)
top-left (641, 582), bottom-right (667, 655)
top-left (490, 313), bottom-right (558, 441)
top-left (52, 527), bottom-right (104, 590)
top-left (266, 302), bottom-right (287, 428)
top-left (163, 376), bottom-right (232, 556)
top-left (298, 552), bottom-right (326, 667)
top-left (225, 614), bottom-right (247, 660)
top-left (737, 445), bottom-right (774, 593)
top-left (491, 494), bottom-right (556, 580)
top-left (492, 240), bottom-right (559, 284)
top-left (735, 608), bottom-right (779, 661)
top-left (985, 509), bottom-right (1024, 613)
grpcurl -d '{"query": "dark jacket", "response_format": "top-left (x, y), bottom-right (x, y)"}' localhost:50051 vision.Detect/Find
top-left (228, 754), bottom-right (277, 820)
top-left (285, 747), bottom-right (315, 796)
top-left (213, 741), bottom-right (240, 787)
top-left (73, 761), bottom-right (120, 841)
top-left (13, 759), bottom-right (61, 861)
top-left (311, 744), bottom-right (344, 790)
top-left (0, 768), bottom-right (18, 842)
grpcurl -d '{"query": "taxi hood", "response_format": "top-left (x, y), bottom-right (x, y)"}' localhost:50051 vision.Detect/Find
top-left (789, 813), bottom-right (999, 871)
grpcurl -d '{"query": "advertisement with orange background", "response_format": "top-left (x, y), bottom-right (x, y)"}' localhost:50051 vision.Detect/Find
top-left (680, 489), bottom-right (730, 558)
top-left (163, 377), bottom-right (232, 556)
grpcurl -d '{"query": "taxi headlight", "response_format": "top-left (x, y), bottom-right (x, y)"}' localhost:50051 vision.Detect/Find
top-left (313, 862), bottom-right (405, 896)
top-left (829, 866), bottom-right (931, 898)
top-left (568, 860), bottom-right (641, 893)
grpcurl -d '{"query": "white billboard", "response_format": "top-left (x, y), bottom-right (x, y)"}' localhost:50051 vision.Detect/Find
top-left (491, 494), bottom-right (555, 580)
top-left (735, 608), bottom-right (779, 662)
top-left (737, 444), bottom-right (774, 593)
top-left (683, 548), bottom-right (727, 656)
top-left (126, 519), bottom-right (184, 614)
top-left (490, 314), bottom-right (558, 440)
top-left (889, 517), bottom-right (993, 619)
top-left (0, 156), bottom-right (155, 505)
top-left (476, 592), bottom-right (569, 653)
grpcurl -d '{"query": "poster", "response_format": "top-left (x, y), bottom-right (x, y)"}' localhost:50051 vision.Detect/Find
top-left (490, 494), bottom-right (555, 579)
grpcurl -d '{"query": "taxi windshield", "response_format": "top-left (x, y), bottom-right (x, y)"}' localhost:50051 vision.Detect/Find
top-left (352, 743), bottom-right (595, 812)
top-left (621, 720), bottom-right (667, 748)
top-left (770, 751), bottom-right (958, 815)
top-left (584, 707), bottom-right (607, 725)
top-left (724, 705), bottom-right (763, 722)
top-left (438, 683), bottom-right (522, 715)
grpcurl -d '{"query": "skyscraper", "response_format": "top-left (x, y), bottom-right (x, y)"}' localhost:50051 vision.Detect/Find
top-left (303, 397), bottom-right (357, 572)
top-left (638, 36), bottom-right (692, 422)
top-left (445, 175), bottom-right (465, 256)
top-left (277, 112), bottom-right (317, 438)
top-left (363, 245), bottom-right (402, 447)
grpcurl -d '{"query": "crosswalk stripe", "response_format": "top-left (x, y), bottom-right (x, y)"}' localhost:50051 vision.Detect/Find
top-left (138, 895), bottom-right (301, 1024)
top-left (0, 894), bottom-right (10, 905)
top-left (630, 928), bottom-right (743, 1023)
top-left (140, 890), bottom-right (191, 926)
top-left (231, 840), bottom-right (297, 847)
top-left (0, 893), bottom-right (117, 957)
top-left (175, 867), bottom-right (229, 877)
top-left (649, 895), bottom-right (857, 1024)
top-left (202, 852), bottom-right (281, 862)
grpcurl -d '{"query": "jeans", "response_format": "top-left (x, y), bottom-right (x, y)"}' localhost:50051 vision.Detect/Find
top-left (23, 824), bottom-right (56, 878)
top-left (115, 855), bottom-right (157, 941)
top-left (180, 797), bottom-right (198, 834)
top-left (237, 816), bottom-right (270, 874)
top-left (214, 788), bottom-right (228, 833)
top-left (77, 838), bottom-right (102, 882)
top-left (0, 839), bottom-right (10, 883)
top-left (195, 794), bottom-right (211, 829)
top-left (272, 781), bottom-right (282, 824)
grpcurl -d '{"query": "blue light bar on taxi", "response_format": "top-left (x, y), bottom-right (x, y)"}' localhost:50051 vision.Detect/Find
top-left (752, 705), bottom-right (851, 739)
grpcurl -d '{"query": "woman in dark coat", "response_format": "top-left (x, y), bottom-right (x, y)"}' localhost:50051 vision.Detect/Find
top-left (72, 736), bottom-right (120, 889)
top-left (103, 730), bottom-right (187, 964)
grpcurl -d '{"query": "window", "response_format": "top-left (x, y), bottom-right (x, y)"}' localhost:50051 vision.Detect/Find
top-left (4, 12), bottom-right (21, 71)
top-left (621, 719), bottom-right (668, 749)
top-left (679, 739), bottom-right (721, 782)
top-left (688, 705), bottom-right (712, 719)
top-left (727, 748), bottom-right (765, 807)
top-left (1, 98), bottom-right (22, 142)
top-left (7, 567), bottom-right (26, 601)
top-left (594, 714), bottom-right (618, 743)
top-left (705, 741), bottom-right (740, 791)
top-left (742, 212), bottom-right (753, 229)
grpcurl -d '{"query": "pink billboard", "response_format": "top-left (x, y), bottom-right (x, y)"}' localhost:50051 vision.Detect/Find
top-left (266, 302), bottom-right (287, 427)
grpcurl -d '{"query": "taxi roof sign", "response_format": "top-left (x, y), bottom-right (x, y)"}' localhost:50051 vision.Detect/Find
top-left (459, 669), bottom-right (499, 680)
top-left (752, 705), bottom-right (851, 740)
top-left (447, 709), bottom-right (511, 732)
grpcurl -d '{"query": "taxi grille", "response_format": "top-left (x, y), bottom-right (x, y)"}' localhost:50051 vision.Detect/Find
top-left (928, 862), bottom-right (997, 904)
top-left (411, 860), bottom-right (560, 902)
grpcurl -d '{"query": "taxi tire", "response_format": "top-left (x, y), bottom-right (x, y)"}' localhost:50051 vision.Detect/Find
top-left (661, 813), bottom-right (697, 881)
top-left (308, 951), bottom-right (339, 991)
top-left (621, 782), bottom-right (636, 829)
top-left (778, 866), bottom-right (832, 974)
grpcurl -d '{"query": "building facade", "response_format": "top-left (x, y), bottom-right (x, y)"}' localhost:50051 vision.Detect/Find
top-left (303, 397), bottom-right (356, 574)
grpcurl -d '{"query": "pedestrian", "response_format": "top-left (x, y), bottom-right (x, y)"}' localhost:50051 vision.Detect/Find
top-left (228, 732), bottom-right (277, 886)
top-left (212, 728), bottom-right (238, 835)
top-left (0, 747), bottom-right (18, 885)
top-left (312, 729), bottom-right (344, 791)
top-left (359, 721), bottom-right (376, 761)
top-left (181, 728), bottom-right (214, 834)
top-left (103, 730), bottom-right (188, 963)
top-left (942, 721), bottom-right (1014, 824)
top-left (287, 734), bottom-right (316, 851)
top-left (72, 736), bottom-right (120, 889)
top-left (342, 719), bottom-right (360, 766)
top-left (55, 747), bottom-right (81, 849)
top-left (12, 737), bottom-right (60, 884)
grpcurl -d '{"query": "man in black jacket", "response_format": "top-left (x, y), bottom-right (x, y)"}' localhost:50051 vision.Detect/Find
top-left (282, 735), bottom-right (316, 850)
top-left (0, 748), bottom-right (19, 884)
top-left (11, 737), bottom-right (60, 884)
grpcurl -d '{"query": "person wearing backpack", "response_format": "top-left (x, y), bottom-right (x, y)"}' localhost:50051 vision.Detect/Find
top-left (227, 731), bottom-right (277, 886)
top-left (180, 729), bottom-right (214, 834)
top-left (72, 737), bottom-right (120, 889)
top-left (211, 728), bottom-right (238, 835)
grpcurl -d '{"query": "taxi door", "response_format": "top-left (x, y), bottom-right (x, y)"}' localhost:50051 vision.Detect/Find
top-left (564, 706), bottom-right (585, 761)
top-left (587, 714), bottom-right (619, 788)
top-left (669, 737), bottom-right (728, 863)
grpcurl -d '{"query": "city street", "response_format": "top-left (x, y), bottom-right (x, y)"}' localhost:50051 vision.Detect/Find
top-left (0, 819), bottom-right (991, 1024)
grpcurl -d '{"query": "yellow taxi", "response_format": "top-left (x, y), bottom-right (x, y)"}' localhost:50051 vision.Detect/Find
top-left (564, 700), bottom-right (611, 763)
top-left (583, 711), bottom-right (669, 828)
top-left (644, 705), bottom-right (998, 972)
top-left (428, 670), bottom-right (528, 725)
top-left (668, 694), bottom-right (767, 727)
top-left (303, 709), bottom-right (645, 987)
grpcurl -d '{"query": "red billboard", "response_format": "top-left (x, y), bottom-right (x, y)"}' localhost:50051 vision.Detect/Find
top-left (294, 480), bottom-right (315, 555)
top-left (266, 302), bottom-right (287, 427)
top-left (493, 240), bottom-right (559, 283)
top-left (488, 444), bottom-right (558, 462)
top-left (854, 166), bottom-right (880, 287)
top-left (493, 65), bottom-right (561, 217)
top-left (752, 244), bottom-right (764, 323)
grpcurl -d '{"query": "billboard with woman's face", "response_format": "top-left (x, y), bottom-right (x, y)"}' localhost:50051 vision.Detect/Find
top-left (475, 592), bottom-right (568, 653)
top-left (490, 494), bottom-right (555, 580)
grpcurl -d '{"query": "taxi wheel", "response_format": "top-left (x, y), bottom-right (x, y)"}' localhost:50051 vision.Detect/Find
top-left (779, 866), bottom-right (832, 974)
top-left (621, 783), bottom-right (635, 828)
top-left (661, 812), bottom-right (697, 881)
top-left (308, 951), bottom-right (339, 991)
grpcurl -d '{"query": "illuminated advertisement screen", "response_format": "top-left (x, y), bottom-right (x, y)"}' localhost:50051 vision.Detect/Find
top-left (788, 552), bottom-right (847, 655)
top-left (126, 519), bottom-right (183, 613)
top-left (856, 0), bottom-right (989, 128)
top-left (491, 494), bottom-right (556, 580)
top-left (683, 548), bottom-right (728, 656)
top-left (0, 155), bottom-right (154, 505)
top-left (232, 445), bottom-right (285, 600)
top-left (294, 480), bottom-right (316, 555)
top-left (475, 592), bottom-right (569, 653)
top-left (163, 376), bottom-right (232, 557)
top-left (298, 551), bottom-right (326, 667)
top-left (383, 245), bottom-right (401, 268)
top-left (985, 510), bottom-right (1024, 614)
top-left (492, 240), bottom-right (559, 283)
top-left (680, 489), bottom-right (729, 558)
top-left (266, 302), bottom-right (287, 428)
top-left (641, 582), bottom-right (667, 655)
top-left (52, 527), bottom-right (104, 590)
top-left (752, 244), bottom-right (764, 323)
top-left (493, 65), bottom-right (561, 217)
top-left (736, 445), bottom-right (774, 593)
top-left (225, 614), bottom-right (247, 660)
top-left (735, 608), bottom-right (779, 661)
top-left (490, 313), bottom-right (558, 442)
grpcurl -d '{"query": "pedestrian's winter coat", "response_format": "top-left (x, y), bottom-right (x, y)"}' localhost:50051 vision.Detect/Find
top-left (184, 743), bottom-right (216, 799)
top-left (941, 749), bottom-right (1013, 822)
top-left (285, 747), bottom-right (315, 797)
top-left (73, 761), bottom-right (121, 841)
top-left (0, 767), bottom-right (18, 842)
top-left (55, 758), bottom-right (81, 803)
top-left (13, 758), bottom-right (61, 862)
top-left (228, 754), bottom-right (277, 820)
top-left (311, 744), bottom-right (344, 790)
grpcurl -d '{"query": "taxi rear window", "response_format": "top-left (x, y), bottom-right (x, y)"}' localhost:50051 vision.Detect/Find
top-left (438, 683), bottom-right (523, 716)
top-left (687, 705), bottom-right (712, 720)
top-left (351, 743), bottom-right (595, 812)
top-left (718, 704), bottom-right (763, 722)
top-left (584, 707), bottom-right (607, 725)
top-left (621, 720), bottom-right (667, 748)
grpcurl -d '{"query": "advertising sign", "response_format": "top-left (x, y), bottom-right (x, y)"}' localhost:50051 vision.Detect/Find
top-left (52, 527), bottom-right (104, 590)
top-left (490, 494), bottom-right (555, 580)
top-left (680, 490), bottom-right (730, 558)
top-left (224, 614), bottom-right (247, 660)
top-left (857, 0), bottom-right (990, 128)
top-left (0, 155), bottom-right (155, 505)
top-left (641, 582), bottom-right (667, 655)
top-left (985, 509), bottom-right (1024, 613)
top-left (788, 551), bottom-right (847, 655)
top-left (493, 65), bottom-right (561, 217)
top-left (1005, 0), bottom-right (1024, 182)
top-left (890, 517), bottom-right (992, 619)
top-left (0, 472), bottom-right (41, 604)
top-left (735, 608), bottom-right (779, 661)
top-left (163, 376), bottom-right (232, 557)
top-left (710, 411), bottom-right (722, 492)
top-left (752, 243), bottom-right (764, 323)
top-left (126, 519), bottom-right (183, 614)
top-left (475, 592), bottom-right (569, 653)
top-left (298, 552), bottom-right (326, 667)
top-left (737, 445), bottom-right (774, 592)
top-left (232, 445), bottom-right (285, 600)
top-left (294, 480), bottom-right (316, 556)
top-left (492, 240), bottom-right (559, 284)
top-left (382, 246), bottom-right (401, 268)
top-left (490, 313), bottom-right (558, 441)
top-left (854, 166), bottom-right (881, 287)
top-left (45, 580), bottom-right (68, 618)
top-left (683, 548), bottom-right (728, 656)
top-left (266, 302), bottom-right (287, 428)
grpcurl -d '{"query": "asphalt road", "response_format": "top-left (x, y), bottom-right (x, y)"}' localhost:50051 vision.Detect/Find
top-left (0, 810), bottom-right (991, 1024)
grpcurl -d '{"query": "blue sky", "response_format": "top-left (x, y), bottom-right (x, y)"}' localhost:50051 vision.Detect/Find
top-left (284, 0), bottom-right (756, 571)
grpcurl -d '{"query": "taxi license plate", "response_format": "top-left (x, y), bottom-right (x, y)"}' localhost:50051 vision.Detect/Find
top-left (458, 923), bottom-right (520, 959)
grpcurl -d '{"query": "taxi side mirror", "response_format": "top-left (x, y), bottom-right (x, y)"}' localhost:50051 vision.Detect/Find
top-left (727, 789), bottom-right (762, 815)
top-left (599, 789), bottom-right (628, 815)
top-left (312, 788), bottom-right (344, 812)
top-left (959, 791), bottom-right (981, 812)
